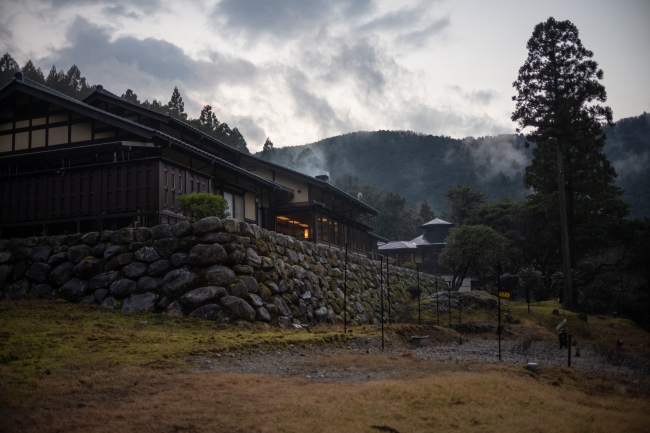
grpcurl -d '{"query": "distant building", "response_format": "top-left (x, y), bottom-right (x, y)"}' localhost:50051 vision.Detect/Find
top-left (378, 217), bottom-right (473, 291)
top-left (0, 73), bottom-right (379, 255)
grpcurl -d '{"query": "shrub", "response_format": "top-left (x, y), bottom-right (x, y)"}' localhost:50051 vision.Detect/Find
top-left (177, 192), bottom-right (230, 222)
top-left (402, 261), bottom-right (416, 270)
top-left (406, 283), bottom-right (420, 299)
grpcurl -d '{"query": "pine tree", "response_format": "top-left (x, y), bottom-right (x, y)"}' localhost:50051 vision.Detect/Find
top-left (0, 53), bottom-right (20, 85)
top-left (419, 199), bottom-right (434, 223)
top-left (512, 17), bottom-right (618, 310)
top-left (230, 127), bottom-right (250, 154)
top-left (166, 86), bottom-right (187, 120)
top-left (260, 137), bottom-right (274, 160)
top-left (198, 104), bottom-right (219, 132)
top-left (121, 89), bottom-right (140, 104)
top-left (21, 60), bottom-right (45, 84)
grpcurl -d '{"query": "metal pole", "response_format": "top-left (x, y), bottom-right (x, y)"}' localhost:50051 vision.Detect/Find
top-left (380, 256), bottom-right (384, 351)
top-left (387, 263), bottom-right (392, 325)
top-left (436, 279), bottom-right (440, 326)
top-left (417, 265), bottom-right (421, 325)
top-left (459, 289), bottom-right (462, 345)
top-left (568, 333), bottom-right (572, 367)
top-left (448, 279), bottom-right (451, 327)
top-left (498, 260), bottom-right (501, 361)
top-left (343, 242), bottom-right (348, 333)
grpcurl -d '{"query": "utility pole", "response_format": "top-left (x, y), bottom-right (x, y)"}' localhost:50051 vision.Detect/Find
top-left (380, 255), bottom-right (384, 351)
top-left (417, 264), bottom-right (421, 325)
top-left (498, 260), bottom-right (502, 361)
top-left (343, 242), bottom-right (348, 333)
top-left (387, 262), bottom-right (392, 325)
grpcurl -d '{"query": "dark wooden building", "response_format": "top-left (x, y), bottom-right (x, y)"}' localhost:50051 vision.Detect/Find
top-left (0, 73), bottom-right (379, 255)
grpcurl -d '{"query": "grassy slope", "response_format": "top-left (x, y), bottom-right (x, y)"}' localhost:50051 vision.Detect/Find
top-left (1, 298), bottom-right (649, 433)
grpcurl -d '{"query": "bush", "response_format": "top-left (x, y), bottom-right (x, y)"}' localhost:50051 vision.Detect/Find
top-left (406, 284), bottom-right (420, 299)
top-left (177, 192), bottom-right (230, 222)
top-left (402, 261), bottom-right (416, 270)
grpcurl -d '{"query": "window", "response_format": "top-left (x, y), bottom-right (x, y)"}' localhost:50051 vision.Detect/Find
top-left (224, 191), bottom-right (245, 222)
top-left (276, 212), bottom-right (311, 240)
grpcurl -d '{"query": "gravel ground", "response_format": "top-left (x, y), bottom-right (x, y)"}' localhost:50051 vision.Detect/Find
top-left (187, 336), bottom-right (650, 388)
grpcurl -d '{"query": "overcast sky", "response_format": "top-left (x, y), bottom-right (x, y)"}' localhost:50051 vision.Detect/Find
top-left (1, 0), bottom-right (648, 151)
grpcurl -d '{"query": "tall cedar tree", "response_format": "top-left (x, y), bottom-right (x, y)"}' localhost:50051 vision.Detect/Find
top-left (0, 53), bottom-right (20, 85)
top-left (512, 17), bottom-right (615, 310)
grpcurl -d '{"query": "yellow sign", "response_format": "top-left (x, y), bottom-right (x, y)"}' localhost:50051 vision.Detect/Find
top-left (498, 292), bottom-right (510, 299)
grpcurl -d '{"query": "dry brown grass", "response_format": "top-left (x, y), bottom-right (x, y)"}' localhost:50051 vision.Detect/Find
top-left (2, 361), bottom-right (649, 433)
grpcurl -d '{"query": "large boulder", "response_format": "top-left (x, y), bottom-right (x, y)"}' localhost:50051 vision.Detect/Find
top-left (148, 260), bottom-right (170, 277)
top-left (81, 232), bottom-right (100, 246)
top-left (245, 248), bottom-right (262, 269)
top-left (202, 232), bottom-right (234, 244)
top-left (135, 227), bottom-right (152, 242)
top-left (109, 228), bottom-right (133, 245)
top-left (122, 292), bottom-right (159, 314)
top-left (30, 246), bottom-right (52, 263)
top-left (151, 224), bottom-right (174, 240)
top-left (153, 237), bottom-right (179, 259)
top-left (220, 296), bottom-right (256, 322)
top-left (4, 280), bottom-right (30, 300)
top-left (0, 251), bottom-right (12, 264)
top-left (67, 245), bottom-right (91, 264)
top-left (180, 286), bottom-right (227, 310)
top-left (274, 296), bottom-right (293, 318)
top-left (189, 304), bottom-right (222, 320)
top-left (172, 220), bottom-right (193, 238)
top-left (93, 288), bottom-right (108, 303)
top-left (13, 261), bottom-right (27, 280)
top-left (170, 253), bottom-right (188, 268)
top-left (31, 284), bottom-right (56, 300)
top-left (188, 244), bottom-right (227, 266)
top-left (221, 218), bottom-right (239, 234)
top-left (163, 301), bottom-right (183, 317)
top-left (256, 306), bottom-right (271, 323)
top-left (73, 258), bottom-right (105, 280)
top-left (134, 247), bottom-right (160, 263)
top-left (100, 297), bottom-right (118, 310)
top-left (88, 271), bottom-right (119, 290)
top-left (245, 293), bottom-right (264, 308)
top-left (205, 265), bottom-right (236, 287)
top-left (26, 262), bottom-right (51, 283)
top-left (58, 278), bottom-right (89, 302)
top-left (104, 245), bottom-right (126, 261)
top-left (0, 264), bottom-right (12, 290)
top-left (122, 262), bottom-right (148, 279)
top-left (49, 261), bottom-right (75, 287)
top-left (109, 279), bottom-right (137, 298)
top-left (47, 252), bottom-right (67, 266)
top-left (161, 269), bottom-right (198, 297)
top-left (137, 276), bottom-right (160, 293)
top-left (315, 307), bottom-right (329, 324)
top-left (231, 276), bottom-right (258, 298)
top-left (192, 217), bottom-right (222, 236)
top-left (105, 253), bottom-right (133, 271)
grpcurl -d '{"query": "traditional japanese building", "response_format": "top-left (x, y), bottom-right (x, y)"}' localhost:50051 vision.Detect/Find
top-left (378, 217), bottom-right (472, 290)
top-left (0, 73), bottom-right (378, 255)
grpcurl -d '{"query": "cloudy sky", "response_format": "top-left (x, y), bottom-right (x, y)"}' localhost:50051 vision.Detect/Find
top-left (1, 0), bottom-right (648, 151)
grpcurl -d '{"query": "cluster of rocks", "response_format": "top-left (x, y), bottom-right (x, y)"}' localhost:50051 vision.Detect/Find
top-left (0, 217), bottom-right (439, 326)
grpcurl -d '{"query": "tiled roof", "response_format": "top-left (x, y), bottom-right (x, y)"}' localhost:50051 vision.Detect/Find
top-left (85, 86), bottom-right (374, 213)
top-left (378, 240), bottom-right (418, 250)
top-left (1, 75), bottom-right (292, 194)
top-left (420, 217), bottom-right (453, 228)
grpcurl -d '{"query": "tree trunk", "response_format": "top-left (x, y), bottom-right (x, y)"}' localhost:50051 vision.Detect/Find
top-left (556, 144), bottom-right (573, 310)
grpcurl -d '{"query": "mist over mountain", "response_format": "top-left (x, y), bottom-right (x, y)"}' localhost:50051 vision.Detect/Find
top-left (258, 113), bottom-right (650, 218)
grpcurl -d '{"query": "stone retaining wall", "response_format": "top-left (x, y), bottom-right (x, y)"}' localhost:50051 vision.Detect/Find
top-left (0, 218), bottom-right (442, 326)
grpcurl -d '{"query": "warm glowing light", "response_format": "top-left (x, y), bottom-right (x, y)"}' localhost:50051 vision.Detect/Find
top-left (304, 229), bottom-right (309, 238)
top-left (277, 215), bottom-right (290, 221)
